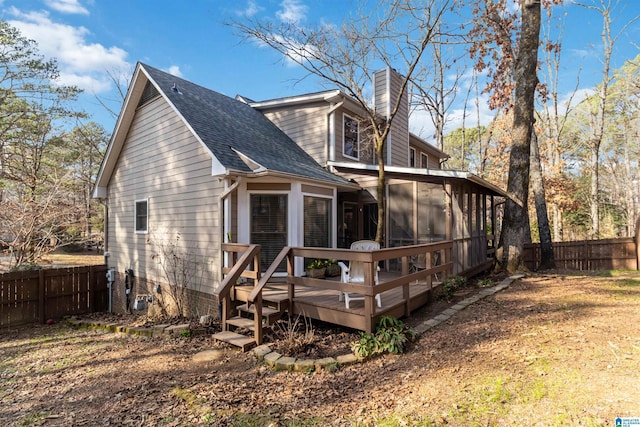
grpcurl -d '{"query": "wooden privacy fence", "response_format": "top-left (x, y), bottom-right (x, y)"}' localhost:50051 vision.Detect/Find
top-left (524, 237), bottom-right (638, 271)
top-left (0, 265), bottom-right (109, 328)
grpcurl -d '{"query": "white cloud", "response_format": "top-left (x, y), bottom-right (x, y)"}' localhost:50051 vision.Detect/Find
top-left (44, 0), bottom-right (89, 15)
top-left (276, 0), bottom-right (307, 23)
top-left (165, 65), bottom-right (183, 78)
top-left (6, 7), bottom-right (130, 94)
top-left (236, 0), bottom-right (262, 18)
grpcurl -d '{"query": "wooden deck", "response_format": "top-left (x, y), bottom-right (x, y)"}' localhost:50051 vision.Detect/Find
top-left (257, 272), bottom-right (441, 332)
top-left (218, 242), bottom-right (464, 346)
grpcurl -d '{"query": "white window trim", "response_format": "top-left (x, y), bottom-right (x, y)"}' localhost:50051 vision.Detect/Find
top-left (421, 153), bottom-right (428, 169)
top-left (409, 147), bottom-right (416, 167)
top-left (343, 113), bottom-right (360, 161)
top-left (134, 198), bottom-right (149, 234)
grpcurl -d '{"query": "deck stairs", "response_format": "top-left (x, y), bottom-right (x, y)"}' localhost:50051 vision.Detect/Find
top-left (212, 283), bottom-right (289, 351)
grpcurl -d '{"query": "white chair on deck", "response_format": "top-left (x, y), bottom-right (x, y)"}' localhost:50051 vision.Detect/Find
top-left (338, 240), bottom-right (382, 309)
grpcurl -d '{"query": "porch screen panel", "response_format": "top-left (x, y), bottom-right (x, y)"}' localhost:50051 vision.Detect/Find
top-left (304, 196), bottom-right (331, 248)
top-left (417, 182), bottom-right (446, 242)
top-left (250, 194), bottom-right (288, 272)
top-left (389, 183), bottom-right (414, 247)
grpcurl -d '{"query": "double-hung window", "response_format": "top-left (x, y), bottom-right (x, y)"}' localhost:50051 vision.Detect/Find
top-left (135, 199), bottom-right (148, 233)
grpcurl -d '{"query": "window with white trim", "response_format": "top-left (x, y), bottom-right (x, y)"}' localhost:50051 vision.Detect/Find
top-left (421, 153), bottom-right (428, 169)
top-left (343, 114), bottom-right (359, 160)
top-left (135, 199), bottom-right (148, 233)
top-left (409, 147), bottom-right (416, 167)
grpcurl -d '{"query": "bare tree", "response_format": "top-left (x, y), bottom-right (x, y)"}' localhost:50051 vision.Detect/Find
top-left (410, 25), bottom-right (464, 152)
top-left (233, 0), bottom-right (452, 243)
top-left (574, 0), bottom-right (639, 239)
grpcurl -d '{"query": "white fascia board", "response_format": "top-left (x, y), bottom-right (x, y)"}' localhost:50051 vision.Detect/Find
top-left (232, 149), bottom-right (267, 173)
top-left (249, 90), bottom-right (341, 109)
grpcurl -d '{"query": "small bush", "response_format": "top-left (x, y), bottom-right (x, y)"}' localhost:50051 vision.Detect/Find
top-left (352, 316), bottom-right (415, 360)
top-left (441, 275), bottom-right (467, 301)
top-left (476, 278), bottom-right (493, 288)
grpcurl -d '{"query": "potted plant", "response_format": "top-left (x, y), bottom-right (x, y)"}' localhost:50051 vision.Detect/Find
top-left (324, 259), bottom-right (340, 277)
top-left (305, 259), bottom-right (326, 278)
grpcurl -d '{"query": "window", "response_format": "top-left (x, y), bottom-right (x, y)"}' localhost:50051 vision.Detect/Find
top-left (409, 147), bottom-right (416, 167)
top-left (421, 153), bottom-right (428, 169)
top-left (343, 114), bottom-right (359, 160)
top-left (135, 199), bottom-right (148, 233)
top-left (304, 196), bottom-right (331, 248)
top-left (250, 194), bottom-right (288, 272)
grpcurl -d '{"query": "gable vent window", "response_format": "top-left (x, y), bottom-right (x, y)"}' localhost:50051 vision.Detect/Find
top-left (137, 81), bottom-right (160, 108)
top-left (135, 199), bottom-right (148, 234)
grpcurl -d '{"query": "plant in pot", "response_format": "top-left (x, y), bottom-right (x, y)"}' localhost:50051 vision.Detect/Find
top-left (324, 259), bottom-right (340, 277)
top-left (305, 259), bottom-right (326, 278)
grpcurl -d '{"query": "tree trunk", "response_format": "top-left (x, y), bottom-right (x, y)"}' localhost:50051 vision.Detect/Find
top-left (499, 0), bottom-right (541, 273)
top-left (590, 145), bottom-right (600, 238)
top-left (375, 137), bottom-right (386, 245)
top-left (530, 130), bottom-right (555, 269)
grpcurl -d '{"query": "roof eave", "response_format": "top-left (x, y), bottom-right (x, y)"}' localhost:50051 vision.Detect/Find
top-left (327, 161), bottom-right (508, 197)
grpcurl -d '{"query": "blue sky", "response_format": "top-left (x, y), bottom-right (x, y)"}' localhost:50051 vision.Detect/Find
top-left (2, 0), bottom-right (640, 140)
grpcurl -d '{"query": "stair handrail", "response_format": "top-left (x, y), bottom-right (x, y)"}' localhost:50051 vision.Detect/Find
top-left (247, 246), bottom-right (292, 305)
top-left (215, 243), bottom-right (261, 300)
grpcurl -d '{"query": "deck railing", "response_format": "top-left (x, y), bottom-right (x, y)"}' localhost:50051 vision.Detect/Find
top-left (249, 241), bottom-right (453, 332)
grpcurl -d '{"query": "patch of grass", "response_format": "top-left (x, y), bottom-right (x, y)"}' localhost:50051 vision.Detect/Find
top-left (372, 413), bottom-right (436, 426)
top-left (19, 412), bottom-right (50, 426)
top-left (450, 375), bottom-right (516, 421)
top-left (171, 386), bottom-right (210, 418)
top-left (225, 412), bottom-right (276, 426)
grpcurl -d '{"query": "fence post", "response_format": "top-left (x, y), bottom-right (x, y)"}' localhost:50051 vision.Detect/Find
top-left (38, 269), bottom-right (45, 323)
top-left (89, 266), bottom-right (95, 313)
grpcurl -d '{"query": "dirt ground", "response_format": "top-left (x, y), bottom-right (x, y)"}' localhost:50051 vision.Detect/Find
top-left (2, 271), bottom-right (640, 426)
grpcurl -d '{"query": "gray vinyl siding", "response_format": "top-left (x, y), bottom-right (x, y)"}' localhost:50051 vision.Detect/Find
top-left (106, 96), bottom-right (223, 296)
top-left (388, 71), bottom-right (409, 167)
top-left (373, 68), bottom-right (409, 167)
top-left (261, 103), bottom-right (327, 164)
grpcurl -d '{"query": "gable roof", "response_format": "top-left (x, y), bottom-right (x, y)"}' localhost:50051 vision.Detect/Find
top-left (93, 62), bottom-right (351, 197)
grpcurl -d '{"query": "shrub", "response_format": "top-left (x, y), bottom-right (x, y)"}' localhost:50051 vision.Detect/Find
top-left (352, 316), bottom-right (415, 360)
top-left (441, 275), bottom-right (467, 301)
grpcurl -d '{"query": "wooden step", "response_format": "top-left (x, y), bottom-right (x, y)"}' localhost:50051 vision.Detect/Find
top-left (226, 316), bottom-right (266, 331)
top-left (232, 285), bottom-right (254, 302)
top-left (212, 331), bottom-right (256, 352)
top-left (233, 285), bottom-right (289, 311)
top-left (236, 303), bottom-right (282, 325)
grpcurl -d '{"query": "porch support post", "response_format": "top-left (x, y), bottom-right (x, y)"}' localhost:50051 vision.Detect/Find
top-left (401, 255), bottom-right (410, 316)
top-left (444, 182), bottom-right (453, 281)
top-left (287, 251), bottom-right (295, 302)
top-left (364, 259), bottom-right (375, 333)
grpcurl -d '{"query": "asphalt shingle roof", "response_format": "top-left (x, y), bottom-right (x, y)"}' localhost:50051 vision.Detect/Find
top-left (142, 63), bottom-right (349, 185)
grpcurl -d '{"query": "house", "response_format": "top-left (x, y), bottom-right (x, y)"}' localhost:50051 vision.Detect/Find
top-left (93, 62), bottom-right (507, 322)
